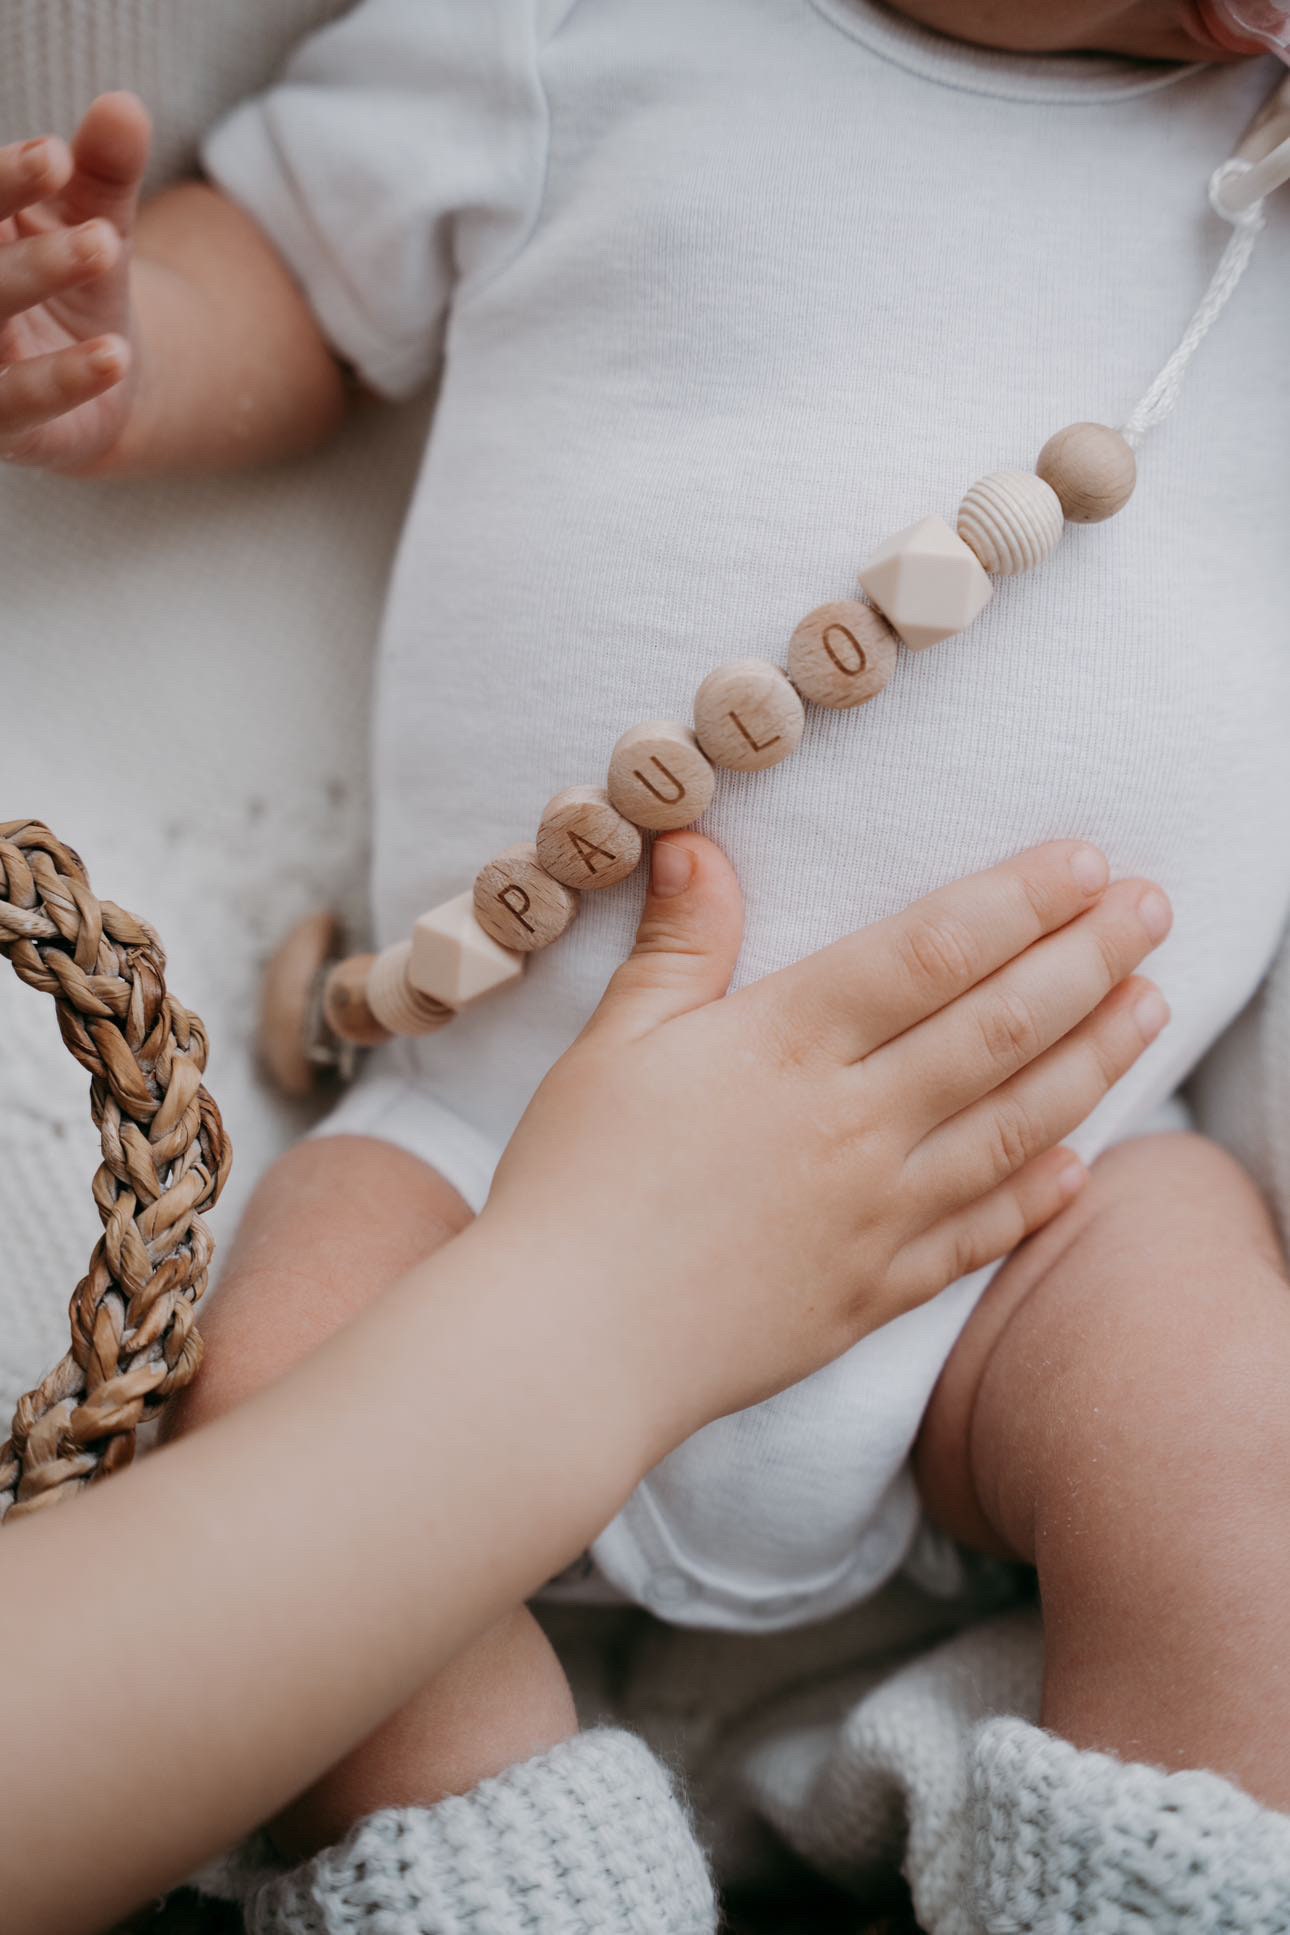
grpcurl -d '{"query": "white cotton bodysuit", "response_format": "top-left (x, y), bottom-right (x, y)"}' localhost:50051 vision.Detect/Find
top-left (206, 0), bottom-right (1290, 1633)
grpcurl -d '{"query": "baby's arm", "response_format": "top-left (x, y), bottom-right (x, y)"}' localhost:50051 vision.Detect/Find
top-left (0, 93), bottom-right (345, 477)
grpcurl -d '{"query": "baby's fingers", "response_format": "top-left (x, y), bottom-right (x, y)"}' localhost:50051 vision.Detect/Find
top-left (905, 974), bottom-right (1169, 1214)
top-left (0, 136), bottom-right (72, 223)
top-left (0, 219), bottom-right (119, 322)
top-left (0, 335), bottom-right (129, 455)
top-left (884, 878), bottom-right (1170, 1136)
top-left (59, 93), bottom-right (150, 233)
top-left (895, 1146), bottom-right (1089, 1301)
top-left (770, 841), bottom-right (1110, 1064)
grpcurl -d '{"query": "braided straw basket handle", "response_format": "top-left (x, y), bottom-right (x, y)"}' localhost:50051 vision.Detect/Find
top-left (0, 822), bottom-right (230, 1522)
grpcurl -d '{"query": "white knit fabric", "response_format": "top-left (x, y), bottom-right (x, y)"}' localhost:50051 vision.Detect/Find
top-left (203, 1729), bottom-right (718, 1935)
top-left (204, 0), bottom-right (1290, 1633)
top-left (547, 1597), bottom-right (1290, 1935)
top-left (971, 1717), bottom-right (1290, 1934)
top-left (719, 1608), bottom-right (1045, 1929)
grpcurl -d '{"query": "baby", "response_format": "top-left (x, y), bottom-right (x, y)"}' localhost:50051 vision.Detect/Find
top-left (7, 0), bottom-right (1290, 1924)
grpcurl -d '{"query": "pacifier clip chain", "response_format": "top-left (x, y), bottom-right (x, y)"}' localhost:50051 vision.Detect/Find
top-left (260, 77), bottom-right (1289, 1094)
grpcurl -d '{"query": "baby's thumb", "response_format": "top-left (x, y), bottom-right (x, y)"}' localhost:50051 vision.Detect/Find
top-left (64, 93), bottom-right (151, 233)
top-left (592, 833), bottom-right (745, 1040)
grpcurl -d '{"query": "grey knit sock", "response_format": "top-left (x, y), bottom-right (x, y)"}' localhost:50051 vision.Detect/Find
top-left (971, 1716), bottom-right (1290, 1934)
top-left (235, 1728), bottom-right (717, 1934)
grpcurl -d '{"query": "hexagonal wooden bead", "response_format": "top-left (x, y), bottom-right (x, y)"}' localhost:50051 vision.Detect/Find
top-left (956, 470), bottom-right (1064, 576)
top-left (366, 940), bottom-right (456, 1037)
top-left (607, 720), bottom-right (716, 830)
top-left (536, 786), bottom-right (643, 891)
top-left (474, 843), bottom-right (580, 952)
top-left (788, 601), bottom-right (898, 710)
top-left (1035, 423), bottom-right (1137, 524)
top-left (409, 892), bottom-right (525, 1008)
top-left (693, 659), bottom-right (805, 772)
top-left (322, 952), bottom-right (393, 1047)
top-left (857, 515), bottom-right (993, 651)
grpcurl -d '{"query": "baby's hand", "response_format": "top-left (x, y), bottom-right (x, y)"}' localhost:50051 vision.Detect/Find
top-left (485, 834), bottom-right (1171, 1458)
top-left (0, 93), bottom-right (149, 470)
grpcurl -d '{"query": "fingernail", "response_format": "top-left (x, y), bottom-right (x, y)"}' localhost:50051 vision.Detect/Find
top-left (19, 139), bottom-right (49, 181)
top-left (1069, 845), bottom-right (1108, 895)
top-left (651, 840), bottom-right (693, 898)
top-left (1058, 1158), bottom-right (1088, 1200)
top-left (1133, 989), bottom-right (1170, 1043)
top-left (1138, 890), bottom-right (1173, 945)
top-left (87, 339), bottom-right (122, 375)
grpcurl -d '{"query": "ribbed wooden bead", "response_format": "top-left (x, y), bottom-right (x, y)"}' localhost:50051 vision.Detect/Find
top-left (322, 953), bottom-right (393, 1047)
top-left (788, 601), bottom-right (898, 710)
top-left (474, 843), bottom-right (579, 952)
top-left (693, 659), bottom-right (805, 771)
top-left (957, 470), bottom-right (1065, 576)
top-left (536, 786), bottom-right (643, 891)
top-left (1035, 423), bottom-right (1137, 524)
top-left (366, 940), bottom-right (455, 1037)
top-left (607, 721), bottom-right (716, 830)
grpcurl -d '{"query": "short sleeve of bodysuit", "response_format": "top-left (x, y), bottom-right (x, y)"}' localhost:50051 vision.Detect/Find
top-left (202, 0), bottom-right (557, 398)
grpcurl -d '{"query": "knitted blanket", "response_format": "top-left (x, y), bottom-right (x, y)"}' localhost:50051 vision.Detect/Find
top-left (2, 3), bottom-right (1288, 1918)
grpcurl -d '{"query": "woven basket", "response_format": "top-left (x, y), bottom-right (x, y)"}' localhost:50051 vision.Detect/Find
top-left (0, 821), bottom-right (229, 1520)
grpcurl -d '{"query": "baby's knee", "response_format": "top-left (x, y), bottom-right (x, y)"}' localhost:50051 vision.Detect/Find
top-left (1082, 1130), bottom-right (1283, 1261)
top-left (967, 1134), bottom-right (1290, 1554)
top-left (164, 1256), bottom-right (324, 1440)
top-left (164, 1138), bottom-right (472, 1441)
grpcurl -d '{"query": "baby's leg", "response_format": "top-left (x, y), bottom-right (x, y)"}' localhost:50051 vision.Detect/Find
top-left (164, 1136), bottom-right (578, 1858)
top-left (916, 1131), bottom-right (1290, 1810)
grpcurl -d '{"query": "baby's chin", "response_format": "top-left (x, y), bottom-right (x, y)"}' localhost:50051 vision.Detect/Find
top-left (886, 1), bottom-right (1264, 62)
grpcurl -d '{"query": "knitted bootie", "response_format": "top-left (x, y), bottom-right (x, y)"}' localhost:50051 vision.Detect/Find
top-left (971, 1717), bottom-right (1290, 1934)
top-left (204, 1727), bottom-right (717, 1934)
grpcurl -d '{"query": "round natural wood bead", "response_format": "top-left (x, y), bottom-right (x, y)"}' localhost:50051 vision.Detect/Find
top-left (694, 659), bottom-right (806, 772)
top-left (957, 470), bottom-right (1064, 576)
top-left (366, 940), bottom-right (455, 1037)
top-left (607, 720), bottom-right (716, 830)
top-left (259, 908), bottom-right (341, 1099)
top-left (788, 601), bottom-right (898, 710)
top-left (474, 843), bottom-right (580, 952)
top-left (536, 786), bottom-right (643, 892)
top-left (1035, 422), bottom-right (1137, 525)
top-left (322, 952), bottom-right (393, 1047)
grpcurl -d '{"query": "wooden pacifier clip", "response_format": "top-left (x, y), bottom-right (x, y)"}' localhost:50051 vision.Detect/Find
top-left (261, 78), bottom-right (1289, 1098)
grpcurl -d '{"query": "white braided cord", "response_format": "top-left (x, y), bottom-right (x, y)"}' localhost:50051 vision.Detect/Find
top-left (1120, 157), bottom-right (1270, 447)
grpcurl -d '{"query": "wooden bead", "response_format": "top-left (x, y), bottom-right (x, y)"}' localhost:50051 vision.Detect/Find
top-left (1035, 423), bottom-right (1136, 525)
top-left (858, 515), bottom-right (993, 651)
top-left (693, 659), bottom-right (806, 772)
top-left (258, 909), bottom-right (341, 1098)
top-left (366, 940), bottom-right (455, 1038)
top-left (410, 892), bottom-right (526, 1008)
top-left (607, 720), bottom-right (716, 831)
top-left (322, 953), bottom-right (393, 1048)
top-left (956, 470), bottom-right (1064, 576)
top-left (536, 786), bottom-right (643, 891)
top-left (474, 843), bottom-right (580, 952)
top-left (788, 601), bottom-right (898, 710)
